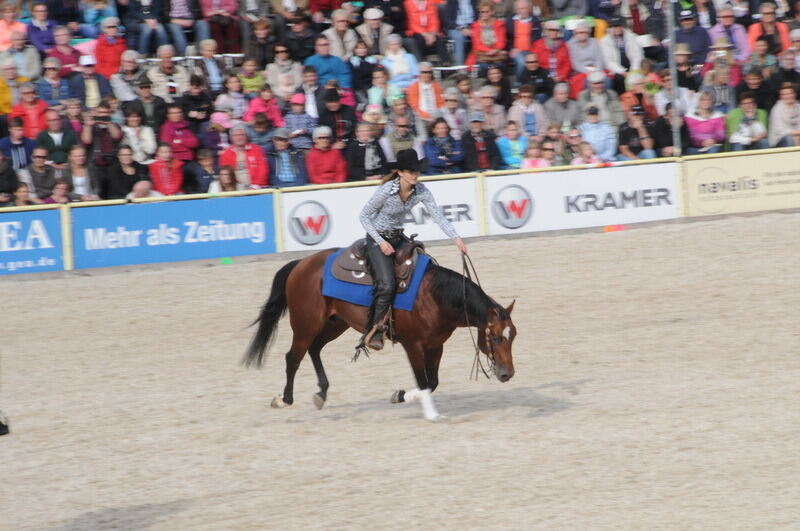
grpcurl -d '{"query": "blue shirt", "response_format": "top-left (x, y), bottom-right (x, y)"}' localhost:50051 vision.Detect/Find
top-left (304, 54), bottom-right (353, 89)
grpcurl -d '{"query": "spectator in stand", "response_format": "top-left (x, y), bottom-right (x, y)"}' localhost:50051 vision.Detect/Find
top-left (318, 87), bottom-right (357, 148)
top-left (82, 101), bottom-right (123, 184)
top-left (147, 45), bottom-right (191, 104)
top-left (673, 43), bottom-right (700, 92)
top-left (286, 16), bottom-right (317, 63)
top-left (200, 111), bottom-right (231, 152)
top-left (407, 62), bottom-right (443, 128)
top-left (215, 74), bottom-right (247, 120)
top-left (709, 7), bottom-right (750, 62)
top-left (245, 112), bottom-right (273, 154)
top-left (357, 8), bottom-right (392, 58)
top-left (618, 0), bottom-right (650, 36)
top-left (322, 9), bottom-right (358, 60)
top-left (600, 16), bottom-right (643, 94)
top-left (0, 116), bottom-right (34, 170)
top-left (307, 125), bottom-right (347, 183)
top-left (619, 72), bottom-right (658, 121)
top-left (102, 145), bottom-right (149, 198)
top-left (747, 2), bottom-right (790, 55)
top-left (243, 19), bottom-right (277, 70)
top-left (345, 122), bottom-right (387, 180)
top-left (244, 83), bottom-right (284, 125)
top-left (532, 137), bottom-right (557, 166)
top-left (579, 104), bottom-right (617, 161)
top-left (36, 109), bottom-right (78, 166)
top-left (507, 84), bottom-right (548, 138)
top-left (45, 26), bottom-right (81, 79)
top-left (517, 52), bottom-right (554, 103)
top-left (160, 104), bottom-right (199, 162)
top-left (149, 142), bottom-right (185, 195)
top-left (435, 87), bottom-right (469, 140)
top-left (26, 3), bottom-right (56, 54)
top-left (388, 92), bottom-right (420, 137)
top-left (790, 28), bottom-right (800, 59)
top-left (380, 115), bottom-right (423, 161)
top-left (167, 0), bottom-right (211, 56)
top-left (467, 1), bottom-right (508, 73)
top-left (267, 128), bottom-right (309, 187)
top-left (305, 35), bottom-right (353, 90)
top-left (363, 103), bottom-right (389, 138)
top-left (735, 66), bottom-right (775, 112)
top-left (62, 145), bottom-right (99, 200)
top-left (727, 92), bottom-right (769, 151)
top-left (42, 178), bottom-right (73, 203)
top-left (238, 57), bottom-right (266, 99)
top-left (127, 179), bottom-right (165, 198)
top-left (70, 56), bottom-right (113, 109)
top-left (121, 109), bottom-right (157, 162)
top-left (110, 51), bottom-right (145, 102)
top-left (380, 34), bottom-right (419, 91)
top-left (0, 3), bottom-right (26, 52)
top-left (570, 141), bottom-right (600, 165)
top-left (531, 20), bottom-right (570, 85)
top-left (10, 83), bottom-right (48, 139)
top-left (577, 70), bottom-right (625, 126)
top-left (125, 0), bottom-right (170, 56)
top-left (769, 82), bottom-right (800, 146)
top-left (349, 40), bottom-right (376, 98)
top-left (567, 19), bottom-right (603, 91)
top-left (310, 0), bottom-right (342, 25)
top-left (699, 65), bottom-right (735, 113)
top-left (476, 85), bottom-right (507, 134)
top-left (404, 0), bottom-right (450, 64)
top-left (123, 77), bottom-right (168, 134)
top-left (80, 0), bottom-right (119, 39)
top-left (453, 74), bottom-right (477, 110)
top-left (37, 58), bottom-right (71, 109)
top-left (0, 61), bottom-right (24, 116)
top-left (365, 0), bottom-right (404, 35)
top-left (771, 49), bottom-right (800, 91)
top-left (18, 146), bottom-right (56, 199)
top-left (94, 18), bottom-right (127, 80)
top-left (0, 31), bottom-right (41, 82)
top-left (652, 103), bottom-right (690, 157)
top-left (0, 150), bottom-right (18, 202)
top-left (617, 106), bottom-right (656, 160)
top-left (2, 181), bottom-right (36, 206)
top-left (194, 39), bottom-right (227, 96)
top-left (496, 120), bottom-right (528, 169)
top-left (199, 0), bottom-right (241, 53)
top-left (544, 82), bottom-right (581, 129)
top-left (683, 90), bottom-right (725, 154)
top-left (219, 124), bottom-right (269, 187)
top-left (654, 70), bottom-right (693, 117)
top-left (206, 165), bottom-right (241, 192)
top-left (506, 0), bottom-right (542, 79)
top-left (424, 117), bottom-right (464, 174)
top-left (559, 127), bottom-right (584, 163)
top-left (789, 1), bottom-right (800, 31)
top-left (284, 93), bottom-right (316, 150)
top-left (485, 65), bottom-right (514, 110)
top-left (180, 75), bottom-right (214, 133)
top-left (183, 148), bottom-right (219, 193)
top-left (64, 99), bottom-right (84, 136)
top-left (266, 43), bottom-right (304, 100)
top-left (296, 66), bottom-right (323, 119)
top-left (674, 10), bottom-right (711, 67)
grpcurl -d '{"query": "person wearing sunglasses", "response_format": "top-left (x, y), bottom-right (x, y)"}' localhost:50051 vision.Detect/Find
top-left (36, 57), bottom-right (72, 109)
top-left (434, 86), bottom-right (469, 140)
top-left (708, 7), bottom-right (750, 62)
top-left (17, 146), bottom-right (56, 200)
top-left (747, 2), bottom-right (791, 55)
top-left (530, 20), bottom-right (571, 84)
top-left (95, 17), bottom-right (127, 79)
top-left (407, 62), bottom-right (443, 127)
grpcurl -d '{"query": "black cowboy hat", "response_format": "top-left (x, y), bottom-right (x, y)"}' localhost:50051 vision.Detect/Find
top-left (390, 149), bottom-right (421, 173)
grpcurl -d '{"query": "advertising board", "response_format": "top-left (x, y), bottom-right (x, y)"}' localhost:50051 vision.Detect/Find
top-left (0, 208), bottom-right (63, 275)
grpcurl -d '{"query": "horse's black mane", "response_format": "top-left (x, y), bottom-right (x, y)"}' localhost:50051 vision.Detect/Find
top-left (426, 263), bottom-right (508, 324)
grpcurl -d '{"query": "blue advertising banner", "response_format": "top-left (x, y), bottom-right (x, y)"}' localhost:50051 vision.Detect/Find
top-left (0, 208), bottom-right (64, 275)
top-left (72, 195), bottom-right (276, 269)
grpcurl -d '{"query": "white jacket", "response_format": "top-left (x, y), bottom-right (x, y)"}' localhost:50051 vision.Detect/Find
top-left (599, 30), bottom-right (643, 75)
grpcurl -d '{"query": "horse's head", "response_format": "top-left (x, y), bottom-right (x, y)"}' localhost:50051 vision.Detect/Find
top-left (477, 300), bottom-right (516, 382)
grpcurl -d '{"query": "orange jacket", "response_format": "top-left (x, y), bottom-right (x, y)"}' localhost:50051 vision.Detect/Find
top-left (404, 0), bottom-right (441, 35)
top-left (407, 81), bottom-right (444, 120)
top-left (9, 100), bottom-right (48, 139)
top-left (619, 91), bottom-right (658, 121)
top-left (467, 19), bottom-right (508, 66)
top-left (747, 22), bottom-right (791, 53)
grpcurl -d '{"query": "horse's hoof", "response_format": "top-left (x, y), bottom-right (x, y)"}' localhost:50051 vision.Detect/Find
top-left (270, 396), bottom-right (289, 408)
top-left (427, 414), bottom-right (448, 423)
top-left (312, 393), bottom-right (325, 410)
top-left (390, 390), bottom-right (405, 404)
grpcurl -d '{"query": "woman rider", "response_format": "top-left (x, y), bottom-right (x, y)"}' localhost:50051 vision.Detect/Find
top-left (357, 149), bottom-right (468, 352)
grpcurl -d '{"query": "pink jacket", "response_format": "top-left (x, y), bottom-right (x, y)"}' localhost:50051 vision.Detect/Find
top-left (199, 0), bottom-right (239, 18)
top-left (684, 111), bottom-right (725, 147)
top-left (159, 120), bottom-right (199, 161)
top-left (243, 97), bottom-right (285, 126)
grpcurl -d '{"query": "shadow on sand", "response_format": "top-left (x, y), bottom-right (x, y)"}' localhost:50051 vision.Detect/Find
top-left (47, 500), bottom-right (187, 531)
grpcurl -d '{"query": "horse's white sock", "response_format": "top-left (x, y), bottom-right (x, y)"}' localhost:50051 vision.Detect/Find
top-left (404, 388), bottom-right (421, 402)
top-left (418, 389), bottom-right (440, 420)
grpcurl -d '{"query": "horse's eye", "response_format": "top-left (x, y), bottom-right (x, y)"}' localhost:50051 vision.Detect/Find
top-left (491, 336), bottom-right (502, 344)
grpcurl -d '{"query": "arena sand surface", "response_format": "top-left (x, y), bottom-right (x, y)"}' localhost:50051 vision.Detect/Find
top-left (2, 212), bottom-right (800, 530)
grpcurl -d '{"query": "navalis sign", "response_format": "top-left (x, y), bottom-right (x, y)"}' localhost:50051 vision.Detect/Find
top-left (684, 150), bottom-right (800, 216)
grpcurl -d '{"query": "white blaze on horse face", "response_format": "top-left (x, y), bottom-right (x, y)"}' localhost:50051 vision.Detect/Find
top-left (502, 326), bottom-right (511, 341)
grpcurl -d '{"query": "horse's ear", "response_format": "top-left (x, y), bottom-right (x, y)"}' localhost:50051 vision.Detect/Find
top-left (506, 300), bottom-right (516, 315)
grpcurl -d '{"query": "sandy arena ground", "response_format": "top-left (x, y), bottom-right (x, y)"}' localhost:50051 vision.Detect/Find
top-left (2, 212), bottom-right (799, 530)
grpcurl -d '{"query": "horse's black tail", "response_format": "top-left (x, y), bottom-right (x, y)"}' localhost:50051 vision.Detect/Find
top-left (242, 259), bottom-right (301, 368)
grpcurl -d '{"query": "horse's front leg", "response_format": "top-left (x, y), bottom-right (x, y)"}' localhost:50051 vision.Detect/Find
top-left (393, 343), bottom-right (441, 421)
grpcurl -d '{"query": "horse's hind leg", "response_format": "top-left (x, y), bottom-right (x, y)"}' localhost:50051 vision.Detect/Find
top-left (308, 317), bottom-right (349, 409)
top-left (274, 334), bottom-right (315, 408)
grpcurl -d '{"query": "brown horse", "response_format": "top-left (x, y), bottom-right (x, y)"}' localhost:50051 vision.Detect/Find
top-left (243, 248), bottom-right (517, 420)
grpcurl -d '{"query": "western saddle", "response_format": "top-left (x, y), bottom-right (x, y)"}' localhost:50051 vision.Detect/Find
top-left (331, 234), bottom-right (426, 291)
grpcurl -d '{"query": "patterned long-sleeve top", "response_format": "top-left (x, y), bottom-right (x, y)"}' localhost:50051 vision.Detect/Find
top-left (359, 178), bottom-right (459, 244)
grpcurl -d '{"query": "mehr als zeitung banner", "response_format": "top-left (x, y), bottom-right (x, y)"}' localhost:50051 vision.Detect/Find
top-left (684, 150), bottom-right (800, 217)
top-left (281, 178), bottom-right (481, 251)
top-left (485, 162), bottom-right (680, 235)
top-left (71, 195), bottom-right (276, 269)
top-left (0, 208), bottom-right (64, 274)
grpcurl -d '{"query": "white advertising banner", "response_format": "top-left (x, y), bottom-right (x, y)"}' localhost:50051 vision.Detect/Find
top-left (282, 178), bottom-right (480, 251)
top-left (485, 163), bottom-right (680, 235)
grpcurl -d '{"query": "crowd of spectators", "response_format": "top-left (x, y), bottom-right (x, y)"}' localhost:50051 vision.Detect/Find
top-left (1, 0), bottom-right (799, 206)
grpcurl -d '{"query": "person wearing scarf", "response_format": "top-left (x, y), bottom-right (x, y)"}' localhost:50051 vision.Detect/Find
top-left (346, 122), bottom-right (388, 180)
top-left (380, 34), bottom-right (420, 90)
top-left (424, 118), bottom-right (464, 174)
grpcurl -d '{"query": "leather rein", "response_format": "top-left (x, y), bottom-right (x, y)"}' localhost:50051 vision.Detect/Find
top-left (461, 254), bottom-right (496, 380)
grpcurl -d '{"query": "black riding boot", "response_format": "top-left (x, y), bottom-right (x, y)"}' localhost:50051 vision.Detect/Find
top-left (355, 236), bottom-right (397, 354)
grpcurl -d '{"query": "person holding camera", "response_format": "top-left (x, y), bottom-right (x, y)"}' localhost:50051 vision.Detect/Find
top-left (81, 101), bottom-right (123, 187)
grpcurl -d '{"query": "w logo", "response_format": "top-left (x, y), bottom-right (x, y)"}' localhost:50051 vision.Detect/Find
top-left (491, 185), bottom-right (533, 229)
top-left (288, 201), bottom-right (331, 245)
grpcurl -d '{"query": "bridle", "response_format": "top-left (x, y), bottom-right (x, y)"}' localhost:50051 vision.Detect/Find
top-left (461, 254), bottom-right (497, 380)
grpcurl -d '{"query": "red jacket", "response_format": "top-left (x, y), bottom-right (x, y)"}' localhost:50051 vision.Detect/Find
top-left (9, 100), bottom-right (49, 139)
top-left (199, 0), bottom-right (239, 17)
top-left (149, 159), bottom-right (185, 195)
top-left (219, 143), bottom-right (269, 187)
top-left (404, 0), bottom-right (441, 35)
top-left (310, 0), bottom-right (343, 13)
top-left (530, 38), bottom-right (571, 82)
top-left (94, 35), bottom-right (127, 79)
top-left (306, 147), bottom-right (347, 184)
top-left (467, 19), bottom-right (507, 66)
top-left (160, 120), bottom-right (199, 161)
top-left (407, 81), bottom-right (444, 120)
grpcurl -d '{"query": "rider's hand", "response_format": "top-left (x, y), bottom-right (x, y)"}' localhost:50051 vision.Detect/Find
top-left (379, 241), bottom-right (395, 255)
top-left (455, 237), bottom-right (467, 255)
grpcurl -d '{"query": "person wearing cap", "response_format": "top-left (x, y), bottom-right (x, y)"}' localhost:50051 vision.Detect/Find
top-left (36, 57), bottom-right (72, 109)
top-left (122, 77), bottom-right (168, 133)
top-left (577, 70), bottom-right (625, 126)
top-left (616, 106), bottom-right (656, 160)
top-left (673, 42), bottom-right (700, 92)
top-left (9, 82), bottom-right (49, 138)
top-left (403, 0), bottom-right (451, 65)
top-left (304, 35), bottom-right (354, 90)
top-left (0, 30), bottom-right (41, 81)
top-left (599, 16), bottom-right (643, 81)
top-left (674, 9), bottom-right (712, 66)
top-left (507, 84), bottom-right (549, 137)
top-left (285, 16), bottom-right (317, 63)
top-left (461, 111), bottom-right (500, 171)
top-left (747, 2), bottom-right (790, 55)
top-left (356, 148), bottom-right (467, 352)
top-left (380, 34), bottom-right (420, 91)
top-left (544, 82), bottom-right (581, 129)
top-left (26, 2), bottom-right (56, 55)
top-left (318, 87), bottom-right (357, 147)
top-left (346, 122), bottom-right (388, 180)
top-left (708, 7), bottom-right (750, 62)
top-left (466, 1), bottom-right (508, 72)
top-left (357, 7), bottom-right (394, 57)
top-left (218, 125), bottom-right (269, 187)
top-left (306, 125), bottom-right (347, 183)
top-left (94, 17), bottom-right (127, 79)
top-left (530, 20), bottom-right (571, 84)
top-left (284, 92), bottom-right (317, 150)
top-left (322, 8), bottom-right (359, 60)
top-left (579, 103), bottom-right (617, 161)
top-left (69, 55), bottom-right (113, 109)
top-left (506, 0), bottom-right (543, 78)
top-left (266, 127), bottom-right (309, 187)
top-left (435, 86), bottom-right (469, 140)
top-left (147, 45), bottom-right (191, 104)
top-left (567, 19), bottom-right (603, 78)
top-left (266, 42), bottom-right (303, 100)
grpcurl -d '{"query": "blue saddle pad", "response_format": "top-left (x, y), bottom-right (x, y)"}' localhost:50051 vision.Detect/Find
top-left (321, 248), bottom-right (431, 311)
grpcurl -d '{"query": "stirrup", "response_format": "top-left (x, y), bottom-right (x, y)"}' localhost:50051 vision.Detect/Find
top-left (364, 324), bottom-right (385, 351)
